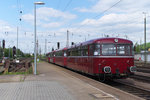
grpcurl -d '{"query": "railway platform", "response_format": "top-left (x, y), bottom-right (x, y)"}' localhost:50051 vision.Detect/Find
top-left (0, 62), bottom-right (144, 100)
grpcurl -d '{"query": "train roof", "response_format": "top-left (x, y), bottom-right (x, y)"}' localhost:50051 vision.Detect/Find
top-left (84, 37), bottom-right (132, 44)
top-left (54, 47), bottom-right (68, 52)
top-left (68, 37), bottom-right (133, 49)
top-left (47, 37), bottom-right (133, 52)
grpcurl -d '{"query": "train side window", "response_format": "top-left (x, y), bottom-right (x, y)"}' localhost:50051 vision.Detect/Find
top-left (55, 52), bottom-right (57, 56)
top-left (81, 46), bottom-right (84, 56)
top-left (75, 48), bottom-right (78, 56)
top-left (57, 52), bottom-right (59, 56)
top-left (126, 45), bottom-right (131, 55)
top-left (81, 46), bottom-right (88, 56)
top-left (131, 45), bottom-right (134, 56)
top-left (64, 51), bottom-right (67, 57)
top-left (72, 49), bottom-right (76, 56)
top-left (94, 44), bottom-right (100, 56)
top-left (70, 49), bottom-right (73, 56)
top-left (60, 51), bottom-right (63, 56)
top-left (85, 47), bottom-right (88, 56)
top-left (78, 47), bottom-right (81, 56)
top-left (89, 45), bottom-right (94, 56)
top-left (67, 50), bottom-right (70, 56)
top-left (52, 53), bottom-right (53, 57)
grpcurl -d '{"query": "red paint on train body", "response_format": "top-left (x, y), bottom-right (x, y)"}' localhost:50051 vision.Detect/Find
top-left (46, 38), bottom-right (136, 79)
top-left (54, 48), bottom-right (67, 66)
top-left (47, 51), bottom-right (55, 63)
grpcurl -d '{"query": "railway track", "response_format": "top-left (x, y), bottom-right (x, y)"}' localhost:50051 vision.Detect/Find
top-left (130, 74), bottom-right (150, 83)
top-left (129, 66), bottom-right (150, 83)
top-left (65, 66), bottom-right (150, 100)
top-left (69, 68), bottom-right (150, 100)
top-left (106, 80), bottom-right (150, 100)
top-left (130, 64), bottom-right (150, 83)
top-left (137, 67), bottom-right (150, 73)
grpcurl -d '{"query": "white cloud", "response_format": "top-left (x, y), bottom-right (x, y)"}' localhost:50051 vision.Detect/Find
top-left (22, 14), bottom-right (34, 24)
top-left (76, 0), bottom-right (150, 13)
top-left (41, 22), bottom-right (62, 28)
top-left (80, 13), bottom-right (143, 26)
top-left (5, 0), bottom-right (150, 53)
top-left (37, 7), bottom-right (76, 20)
top-left (76, 0), bottom-right (119, 13)
top-left (65, 12), bottom-right (150, 45)
top-left (72, 0), bottom-right (150, 45)
top-left (0, 20), bottom-right (16, 33)
top-left (22, 7), bottom-right (77, 28)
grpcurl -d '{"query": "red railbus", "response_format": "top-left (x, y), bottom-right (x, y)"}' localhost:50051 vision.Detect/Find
top-left (47, 51), bottom-right (55, 63)
top-left (46, 53), bottom-right (50, 62)
top-left (54, 48), bottom-right (67, 66)
top-left (46, 38), bottom-right (136, 80)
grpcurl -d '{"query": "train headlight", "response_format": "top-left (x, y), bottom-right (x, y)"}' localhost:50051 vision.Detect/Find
top-left (130, 66), bottom-right (136, 72)
top-left (104, 66), bottom-right (111, 73)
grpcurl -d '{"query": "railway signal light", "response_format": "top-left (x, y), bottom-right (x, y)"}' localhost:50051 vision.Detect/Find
top-left (2, 40), bottom-right (5, 49)
top-left (57, 42), bottom-right (60, 49)
top-left (13, 46), bottom-right (16, 57)
top-left (71, 42), bottom-right (74, 46)
top-left (52, 48), bottom-right (54, 51)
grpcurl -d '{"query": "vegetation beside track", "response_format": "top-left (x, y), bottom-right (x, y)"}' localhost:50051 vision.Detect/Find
top-left (0, 66), bottom-right (33, 75)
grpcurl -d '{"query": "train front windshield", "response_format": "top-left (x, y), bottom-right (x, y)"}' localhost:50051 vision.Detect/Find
top-left (102, 44), bottom-right (116, 56)
top-left (117, 44), bottom-right (131, 56)
top-left (93, 44), bottom-right (133, 56)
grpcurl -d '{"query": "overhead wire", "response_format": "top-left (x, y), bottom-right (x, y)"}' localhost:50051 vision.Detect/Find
top-left (51, 0), bottom-right (123, 48)
top-left (16, 0), bottom-right (23, 23)
top-left (92, 0), bottom-right (122, 19)
top-left (47, 0), bottom-right (73, 48)
top-left (68, 0), bottom-right (123, 34)
top-left (54, 0), bottom-right (72, 22)
top-left (57, 0), bottom-right (61, 9)
top-left (62, 0), bottom-right (73, 11)
top-left (42, 0), bottom-right (123, 50)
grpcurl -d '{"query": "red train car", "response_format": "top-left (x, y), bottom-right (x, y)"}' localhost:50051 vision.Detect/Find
top-left (54, 48), bottom-right (67, 66)
top-left (46, 53), bottom-right (50, 62)
top-left (46, 38), bottom-right (136, 81)
top-left (47, 51), bottom-right (55, 63)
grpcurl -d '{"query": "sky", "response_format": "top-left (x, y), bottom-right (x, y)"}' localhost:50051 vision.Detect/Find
top-left (0, 0), bottom-right (150, 54)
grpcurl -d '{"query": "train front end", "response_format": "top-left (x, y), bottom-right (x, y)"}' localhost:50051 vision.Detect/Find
top-left (92, 38), bottom-right (136, 79)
